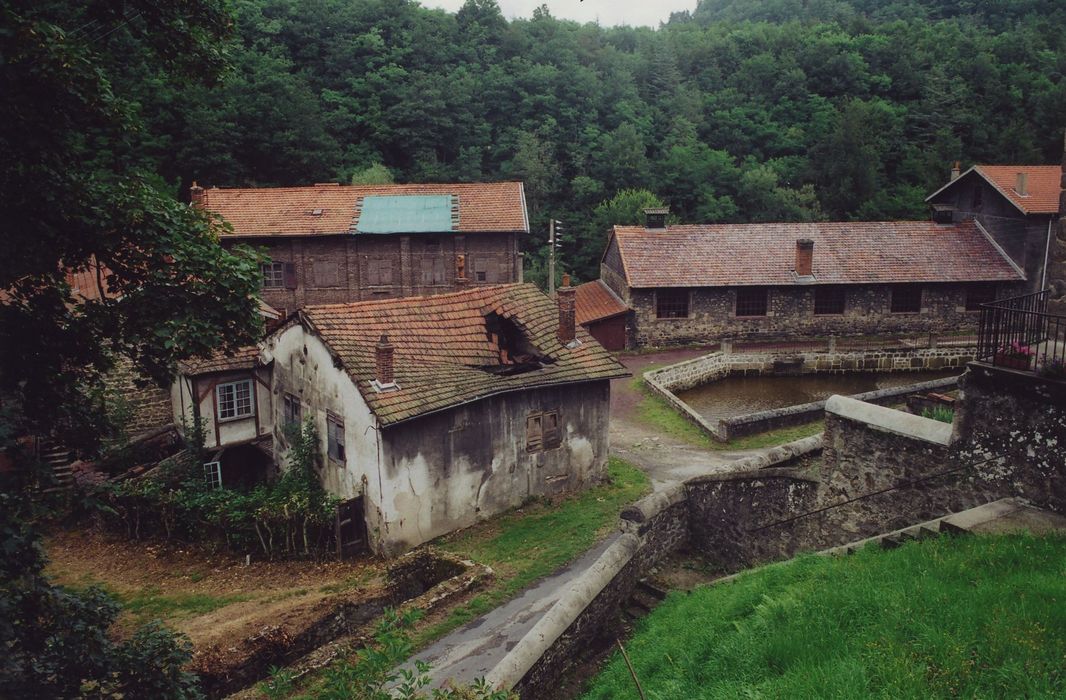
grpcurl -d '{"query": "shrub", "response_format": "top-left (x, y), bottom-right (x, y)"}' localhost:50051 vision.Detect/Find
top-left (0, 492), bottom-right (202, 698)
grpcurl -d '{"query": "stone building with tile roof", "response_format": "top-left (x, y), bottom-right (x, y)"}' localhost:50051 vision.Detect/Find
top-left (599, 213), bottom-right (1025, 348)
top-left (260, 283), bottom-right (627, 555)
top-left (193, 181), bottom-right (529, 315)
top-left (926, 164), bottom-right (1061, 293)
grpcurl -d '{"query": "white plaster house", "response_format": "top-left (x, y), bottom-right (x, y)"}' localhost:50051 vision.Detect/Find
top-left (260, 282), bottom-right (627, 555)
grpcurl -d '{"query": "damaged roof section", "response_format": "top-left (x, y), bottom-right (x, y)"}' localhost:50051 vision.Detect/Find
top-left (291, 284), bottom-right (628, 426)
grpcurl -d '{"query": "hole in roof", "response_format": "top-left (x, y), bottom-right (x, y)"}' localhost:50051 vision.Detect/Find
top-left (479, 312), bottom-right (554, 376)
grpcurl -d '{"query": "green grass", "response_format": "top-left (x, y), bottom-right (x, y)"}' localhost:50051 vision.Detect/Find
top-left (120, 587), bottom-right (251, 620)
top-left (583, 533), bottom-right (1066, 699)
top-left (631, 372), bottom-right (823, 451)
top-left (415, 457), bottom-right (650, 645)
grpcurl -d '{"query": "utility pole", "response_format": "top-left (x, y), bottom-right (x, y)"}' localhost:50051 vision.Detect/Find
top-left (548, 218), bottom-right (563, 297)
top-left (548, 218), bottom-right (556, 298)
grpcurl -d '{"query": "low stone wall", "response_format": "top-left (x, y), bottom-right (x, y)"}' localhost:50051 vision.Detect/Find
top-left (644, 347), bottom-right (975, 442)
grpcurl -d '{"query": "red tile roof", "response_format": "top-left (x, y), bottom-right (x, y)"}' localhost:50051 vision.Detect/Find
top-left (973, 165), bottom-right (1061, 215)
top-left (178, 345), bottom-right (261, 376)
top-left (610, 220), bottom-right (1023, 288)
top-left (575, 280), bottom-right (629, 325)
top-left (288, 284), bottom-right (627, 426)
top-left (201, 182), bottom-right (529, 237)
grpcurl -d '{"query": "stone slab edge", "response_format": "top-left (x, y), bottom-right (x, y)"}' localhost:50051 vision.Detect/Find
top-left (825, 394), bottom-right (954, 446)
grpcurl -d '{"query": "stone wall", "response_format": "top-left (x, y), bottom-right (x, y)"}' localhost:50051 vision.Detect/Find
top-left (954, 364), bottom-right (1066, 514)
top-left (103, 357), bottom-right (174, 438)
top-left (626, 282), bottom-right (1018, 347)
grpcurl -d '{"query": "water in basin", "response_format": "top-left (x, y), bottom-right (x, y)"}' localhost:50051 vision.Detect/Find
top-left (675, 371), bottom-right (959, 424)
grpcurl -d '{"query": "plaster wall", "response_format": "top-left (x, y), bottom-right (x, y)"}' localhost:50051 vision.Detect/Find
top-left (378, 380), bottom-right (612, 554)
top-left (262, 324), bottom-right (386, 543)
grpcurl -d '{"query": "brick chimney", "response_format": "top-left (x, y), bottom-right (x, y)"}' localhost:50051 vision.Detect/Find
top-left (644, 207), bottom-right (669, 230)
top-left (1015, 171), bottom-right (1029, 196)
top-left (557, 273), bottom-right (576, 344)
top-left (375, 334), bottom-right (394, 386)
top-left (189, 181), bottom-right (205, 207)
top-left (795, 239), bottom-right (814, 277)
top-left (950, 161), bottom-right (961, 181)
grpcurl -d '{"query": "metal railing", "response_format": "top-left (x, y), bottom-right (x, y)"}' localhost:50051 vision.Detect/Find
top-left (977, 289), bottom-right (1066, 375)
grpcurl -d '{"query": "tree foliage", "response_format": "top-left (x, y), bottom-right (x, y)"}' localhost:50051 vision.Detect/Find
top-left (94, 0), bottom-right (1064, 284)
top-left (0, 0), bottom-right (264, 450)
top-left (0, 491), bottom-right (202, 698)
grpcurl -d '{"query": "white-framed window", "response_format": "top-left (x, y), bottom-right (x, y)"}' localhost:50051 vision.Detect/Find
top-left (327, 413), bottom-right (345, 463)
top-left (261, 262), bottom-right (285, 289)
top-left (216, 379), bottom-right (254, 421)
top-left (204, 461), bottom-right (222, 489)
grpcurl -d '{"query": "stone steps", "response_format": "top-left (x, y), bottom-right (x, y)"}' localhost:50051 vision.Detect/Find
top-left (822, 497), bottom-right (1032, 556)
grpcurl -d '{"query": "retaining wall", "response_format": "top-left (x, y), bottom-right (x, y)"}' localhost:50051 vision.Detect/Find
top-left (644, 347), bottom-right (975, 441)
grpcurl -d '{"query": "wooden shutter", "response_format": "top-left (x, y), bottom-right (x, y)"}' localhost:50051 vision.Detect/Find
top-left (283, 262), bottom-right (298, 289)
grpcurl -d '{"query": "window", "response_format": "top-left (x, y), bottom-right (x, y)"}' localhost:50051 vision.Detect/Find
top-left (216, 379), bottom-right (254, 421)
top-left (890, 284), bottom-right (923, 313)
top-left (735, 287), bottom-right (768, 317)
top-left (283, 393), bottom-right (301, 429)
top-left (814, 286), bottom-right (846, 315)
top-left (261, 262), bottom-right (285, 289)
top-left (526, 410), bottom-right (562, 452)
top-left (327, 413), bottom-right (345, 462)
top-left (655, 289), bottom-right (689, 319)
top-left (204, 461), bottom-right (222, 489)
top-left (965, 283), bottom-right (996, 311)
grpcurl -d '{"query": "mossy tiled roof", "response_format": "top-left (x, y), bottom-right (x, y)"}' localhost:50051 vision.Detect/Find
top-left (297, 284), bottom-right (627, 426)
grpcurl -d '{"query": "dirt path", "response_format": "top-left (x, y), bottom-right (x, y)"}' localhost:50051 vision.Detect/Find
top-left (44, 529), bottom-right (387, 652)
top-left (609, 348), bottom-right (769, 488)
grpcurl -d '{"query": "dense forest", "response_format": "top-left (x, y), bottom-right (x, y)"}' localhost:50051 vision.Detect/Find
top-left (109, 0), bottom-right (1065, 282)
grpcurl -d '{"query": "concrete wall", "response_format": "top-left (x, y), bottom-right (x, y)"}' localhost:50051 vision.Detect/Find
top-left (626, 282), bottom-right (1011, 347)
top-left (379, 380), bottom-right (612, 554)
top-left (227, 231), bottom-right (518, 313)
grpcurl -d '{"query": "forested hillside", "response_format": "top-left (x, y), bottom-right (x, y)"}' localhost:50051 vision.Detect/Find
top-left (110, 0), bottom-right (1065, 281)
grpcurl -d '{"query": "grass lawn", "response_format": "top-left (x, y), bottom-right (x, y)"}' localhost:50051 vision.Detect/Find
top-left (631, 372), bottom-right (823, 451)
top-left (416, 456), bottom-right (650, 644)
top-left (583, 533), bottom-right (1066, 699)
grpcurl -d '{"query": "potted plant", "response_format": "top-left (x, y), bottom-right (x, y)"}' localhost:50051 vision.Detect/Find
top-left (994, 341), bottom-right (1034, 370)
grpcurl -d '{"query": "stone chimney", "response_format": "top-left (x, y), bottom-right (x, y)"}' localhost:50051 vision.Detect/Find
top-left (375, 334), bottom-right (394, 386)
top-left (644, 207), bottom-right (669, 230)
top-left (795, 239), bottom-right (814, 277)
top-left (190, 181), bottom-right (205, 207)
top-left (950, 161), bottom-right (961, 181)
top-left (557, 273), bottom-right (576, 344)
top-left (1015, 171), bottom-right (1029, 196)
